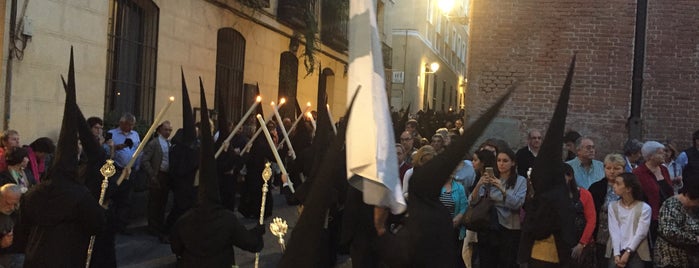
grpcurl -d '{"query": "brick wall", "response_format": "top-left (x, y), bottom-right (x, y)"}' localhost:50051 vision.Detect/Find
top-left (643, 1), bottom-right (699, 150)
top-left (467, 0), bottom-right (699, 157)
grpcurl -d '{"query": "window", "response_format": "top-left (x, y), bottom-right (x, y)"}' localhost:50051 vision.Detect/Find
top-left (277, 52), bottom-right (299, 119)
top-left (215, 28), bottom-right (246, 121)
top-left (105, 0), bottom-right (159, 122)
top-left (427, 0), bottom-right (433, 23)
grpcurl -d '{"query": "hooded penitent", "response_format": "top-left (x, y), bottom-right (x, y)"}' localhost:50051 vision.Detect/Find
top-left (169, 77), bottom-right (263, 267)
top-left (518, 55), bottom-right (577, 265)
top-left (20, 47), bottom-right (105, 268)
top-left (380, 84), bottom-right (516, 267)
top-left (279, 89), bottom-right (361, 267)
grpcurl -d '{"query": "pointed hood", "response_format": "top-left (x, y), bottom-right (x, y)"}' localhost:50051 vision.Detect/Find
top-left (197, 77), bottom-right (222, 206)
top-left (279, 89), bottom-right (360, 267)
top-left (518, 55), bottom-right (577, 265)
top-left (214, 87), bottom-right (229, 150)
top-left (530, 54), bottom-right (576, 193)
top-left (45, 47), bottom-right (80, 182)
top-left (181, 68), bottom-right (196, 145)
top-left (394, 103), bottom-right (411, 141)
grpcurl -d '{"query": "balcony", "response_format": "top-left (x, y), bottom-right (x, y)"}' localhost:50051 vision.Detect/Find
top-left (277, 0), bottom-right (308, 31)
top-left (320, 0), bottom-right (348, 52)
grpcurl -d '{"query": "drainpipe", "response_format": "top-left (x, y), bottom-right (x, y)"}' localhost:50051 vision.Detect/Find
top-left (3, 0), bottom-right (17, 130)
top-left (628, 0), bottom-right (647, 140)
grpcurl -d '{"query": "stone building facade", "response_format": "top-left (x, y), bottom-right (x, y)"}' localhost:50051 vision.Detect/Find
top-left (0, 0), bottom-right (394, 142)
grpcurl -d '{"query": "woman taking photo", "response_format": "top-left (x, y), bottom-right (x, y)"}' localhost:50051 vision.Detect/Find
top-left (655, 178), bottom-right (699, 268)
top-left (471, 148), bottom-right (527, 268)
top-left (607, 173), bottom-right (651, 268)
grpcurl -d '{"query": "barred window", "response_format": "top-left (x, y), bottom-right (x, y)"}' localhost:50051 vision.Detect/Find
top-left (105, 0), bottom-right (159, 122)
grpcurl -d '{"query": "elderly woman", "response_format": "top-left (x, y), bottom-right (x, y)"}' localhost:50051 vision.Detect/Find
top-left (589, 153), bottom-right (625, 268)
top-left (633, 141), bottom-right (674, 245)
top-left (654, 178), bottom-right (699, 267)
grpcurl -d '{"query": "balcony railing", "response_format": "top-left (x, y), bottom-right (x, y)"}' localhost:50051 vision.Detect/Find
top-left (320, 0), bottom-right (348, 52)
top-left (277, 0), bottom-right (308, 31)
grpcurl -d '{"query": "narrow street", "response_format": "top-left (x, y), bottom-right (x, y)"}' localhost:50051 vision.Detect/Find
top-left (114, 190), bottom-right (317, 268)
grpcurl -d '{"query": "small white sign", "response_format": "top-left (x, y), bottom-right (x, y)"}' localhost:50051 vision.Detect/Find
top-left (392, 71), bottom-right (405, 84)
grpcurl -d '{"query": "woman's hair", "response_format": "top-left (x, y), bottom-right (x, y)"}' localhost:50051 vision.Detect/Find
top-left (641, 141), bottom-right (665, 160)
top-left (663, 140), bottom-right (678, 160)
top-left (618, 172), bottom-right (644, 201)
top-left (474, 149), bottom-right (496, 173)
top-left (496, 148), bottom-right (518, 189)
top-left (563, 163), bottom-right (580, 199)
top-left (412, 145), bottom-right (436, 168)
top-left (604, 153), bottom-right (625, 168)
top-left (29, 137), bottom-right (56, 154)
top-left (5, 147), bottom-right (28, 166)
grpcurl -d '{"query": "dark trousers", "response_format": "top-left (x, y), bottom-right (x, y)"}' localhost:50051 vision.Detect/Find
top-left (148, 171), bottom-right (170, 234)
top-left (478, 228), bottom-right (521, 268)
top-left (165, 176), bottom-right (195, 233)
top-left (109, 167), bottom-right (134, 232)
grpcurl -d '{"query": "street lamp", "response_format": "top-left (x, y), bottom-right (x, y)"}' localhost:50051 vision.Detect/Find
top-left (438, 0), bottom-right (469, 25)
top-left (425, 62), bottom-right (440, 73)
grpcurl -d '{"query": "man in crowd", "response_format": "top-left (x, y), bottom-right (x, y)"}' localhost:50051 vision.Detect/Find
top-left (0, 184), bottom-right (22, 268)
top-left (141, 121), bottom-right (173, 243)
top-left (106, 113), bottom-right (141, 234)
top-left (515, 129), bottom-right (542, 177)
top-left (677, 129), bottom-right (699, 184)
top-left (399, 131), bottom-right (416, 165)
top-left (566, 137), bottom-right (605, 189)
top-left (622, 139), bottom-right (644, 172)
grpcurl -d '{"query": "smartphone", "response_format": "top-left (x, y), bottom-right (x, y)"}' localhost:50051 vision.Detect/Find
top-left (485, 167), bottom-right (494, 177)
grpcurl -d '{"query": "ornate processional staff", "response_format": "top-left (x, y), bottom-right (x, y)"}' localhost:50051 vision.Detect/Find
top-left (85, 159), bottom-right (117, 267)
top-left (254, 163), bottom-right (273, 268)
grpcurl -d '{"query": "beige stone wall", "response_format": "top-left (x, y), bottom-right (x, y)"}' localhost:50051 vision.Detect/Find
top-left (1, 0), bottom-right (352, 143)
top-left (2, 0), bottom-right (109, 142)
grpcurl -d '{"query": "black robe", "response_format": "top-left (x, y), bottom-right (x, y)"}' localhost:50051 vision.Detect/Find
top-left (170, 205), bottom-right (263, 267)
top-left (379, 136), bottom-right (472, 267)
top-left (19, 179), bottom-right (105, 267)
top-left (238, 136), bottom-right (275, 219)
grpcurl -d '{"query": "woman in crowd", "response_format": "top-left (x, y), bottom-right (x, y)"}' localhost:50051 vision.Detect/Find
top-left (607, 173), bottom-right (652, 268)
top-left (654, 177), bottom-right (699, 268)
top-left (402, 145), bottom-right (437, 199)
top-left (0, 147), bottom-right (33, 192)
top-left (589, 153), bottom-right (625, 268)
top-left (440, 170), bottom-right (468, 267)
top-left (24, 137), bottom-right (55, 184)
top-left (564, 163), bottom-right (596, 268)
top-left (462, 148), bottom-right (497, 267)
top-left (471, 148), bottom-right (527, 268)
top-left (663, 140), bottom-right (683, 194)
top-left (633, 141), bottom-right (674, 245)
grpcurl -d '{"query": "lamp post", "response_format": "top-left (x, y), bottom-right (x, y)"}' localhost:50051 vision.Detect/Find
top-left (424, 62), bottom-right (440, 110)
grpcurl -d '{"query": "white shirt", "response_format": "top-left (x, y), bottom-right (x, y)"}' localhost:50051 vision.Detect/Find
top-left (608, 200), bottom-right (651, 256)
top-left (402, 168), bottom-right (414, 199)
top-left (158, 135), bottom-right (170, 172)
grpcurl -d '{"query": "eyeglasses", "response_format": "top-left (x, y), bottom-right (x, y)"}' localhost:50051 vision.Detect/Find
top-left (530, 136), bottom-right (542, 140)
top-left (400, 137), bottom-right (412, 141)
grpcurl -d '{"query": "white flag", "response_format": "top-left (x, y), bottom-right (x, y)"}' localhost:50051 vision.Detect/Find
top-left (346, 0), bottom-right (406, 214)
